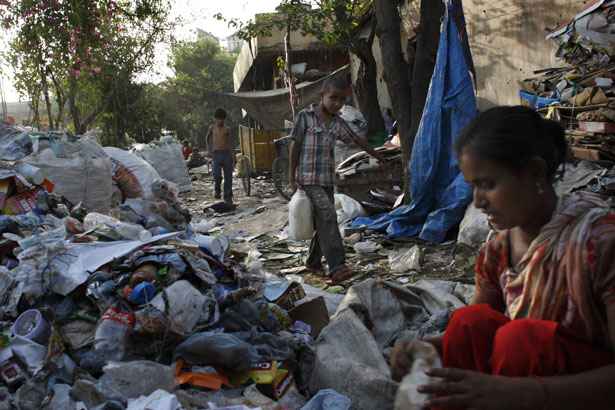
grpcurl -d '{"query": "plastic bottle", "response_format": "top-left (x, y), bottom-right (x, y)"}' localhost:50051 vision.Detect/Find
top-left (94, 305), bottom-right (135, 361)
top-left (83, 212), bottom-right (152, 241)
top-left (288, 189), bottom-right (314, 241)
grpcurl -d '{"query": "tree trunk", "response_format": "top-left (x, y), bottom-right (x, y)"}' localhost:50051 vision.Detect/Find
top-left (351, 22), bottom-right (384, 138)
top-left (284, 17), bottom-right (297, 121)
top-left (409, 0), bottom-right (445, 143)
top-left (40, 67), bottom-right (55, 130)
top-left (353, 56), bottom-right (383, 138)
top-left (69, 76), bottom-right (85, 134)
top-left (374, 0), bottom-right (412, 190)
top-left (49, 68), bottom-right (66, 129)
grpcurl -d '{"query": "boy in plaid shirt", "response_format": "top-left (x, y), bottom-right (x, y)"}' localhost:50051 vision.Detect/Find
top-left (289, 77), bottom-right (384, 284)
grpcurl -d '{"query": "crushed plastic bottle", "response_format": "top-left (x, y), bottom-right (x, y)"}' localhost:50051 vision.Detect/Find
top-left (93, 305), bottom-right (135, 362)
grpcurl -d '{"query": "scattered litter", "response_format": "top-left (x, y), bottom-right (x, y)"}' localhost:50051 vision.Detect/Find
top-left (353, 240), bottom-right (381, 255)
top-left (388, 246), bottom-right (421, 272)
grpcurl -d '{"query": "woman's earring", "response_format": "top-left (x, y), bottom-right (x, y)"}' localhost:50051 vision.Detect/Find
top-left (536, 182), bottom-right (545, 195)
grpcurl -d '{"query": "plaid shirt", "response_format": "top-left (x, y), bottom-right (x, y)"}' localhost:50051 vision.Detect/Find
top-left (291, 104), bottom-right (357, 187)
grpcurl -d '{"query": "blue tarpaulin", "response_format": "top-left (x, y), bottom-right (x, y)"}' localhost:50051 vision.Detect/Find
top-left (353, 0), bottom-right (477, 243)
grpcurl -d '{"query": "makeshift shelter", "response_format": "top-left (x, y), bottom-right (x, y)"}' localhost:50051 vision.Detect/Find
top-left (219, 65), bottom-right (350, 130)
top-left (353, 0), bottom-right (477, 243)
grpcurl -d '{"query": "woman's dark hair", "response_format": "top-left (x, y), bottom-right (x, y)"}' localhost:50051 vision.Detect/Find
top-left (455, 106), bottom-right (567, 181)
top-left (214, 108), bottom-right (227, 119)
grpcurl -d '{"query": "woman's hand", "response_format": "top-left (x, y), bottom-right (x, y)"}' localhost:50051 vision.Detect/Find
top-left (419, 368), bottom-right (544, 410)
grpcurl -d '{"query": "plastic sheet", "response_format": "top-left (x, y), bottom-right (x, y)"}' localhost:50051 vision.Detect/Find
top-left (352, 1), bottom-right (476, 243)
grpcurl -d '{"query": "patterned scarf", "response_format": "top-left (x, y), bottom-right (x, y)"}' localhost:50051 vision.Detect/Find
top-left (506, 192), bottom-right (613, 343)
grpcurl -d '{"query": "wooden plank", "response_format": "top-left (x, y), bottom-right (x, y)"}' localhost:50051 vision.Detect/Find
top-left (571, 146), bottom-right (601, 161)
top-left (578, 121), bottom-right (615, 134)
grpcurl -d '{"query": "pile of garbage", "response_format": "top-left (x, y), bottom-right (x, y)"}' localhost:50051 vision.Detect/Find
top-left (520, 0), bottom-right (615, 162)
top-left (0, 124), bottom-right (480, 409)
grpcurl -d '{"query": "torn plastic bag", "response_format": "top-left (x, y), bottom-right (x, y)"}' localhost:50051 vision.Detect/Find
top-left (0, 267), bottom-right (17, 317)
top-left (9, 225), bottom-right (68, 300)
top-left (334, 194), bottom-right (367, 222)
top-left (175, 248), bottom-right (217, 286)
top-left (388, 246), bottom-right (421, 273)
top-left (218, 299), bottom-right (290, 334)
top-left (84, 212), bottom-right (152, 241)
top-left (457, 203), bottom-right (490, 247)
top-left (0, 126), bottom-right (33, 161)
top-left (234, 330), bottom-right (296, 362)
top-left (127, 389), bottom-right (182, 410)
top-left (408, 279), bottom-right (466, 315)
top-left (174, 332), bottom-right (260, 373)
top-left (353, 241), bottom-right (381, 255)
top-left (150, 280), bottom-right (208, 335)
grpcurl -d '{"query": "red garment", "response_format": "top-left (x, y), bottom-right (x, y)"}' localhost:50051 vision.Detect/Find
top-left (443, 304), bottom-right (613, 376)
top-left (182, 145), bottom-right (193, 160)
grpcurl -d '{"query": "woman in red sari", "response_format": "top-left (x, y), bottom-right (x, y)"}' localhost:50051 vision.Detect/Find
top-left (392, 106), bottom-right (615, 409)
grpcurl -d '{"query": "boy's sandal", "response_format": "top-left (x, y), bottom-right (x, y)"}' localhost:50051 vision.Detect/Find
top-left (327, 265), bottom-right (354, 285)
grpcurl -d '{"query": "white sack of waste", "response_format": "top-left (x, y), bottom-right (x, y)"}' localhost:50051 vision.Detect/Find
top-left (131, 136), bottom-right (192, 192)
top-left (25, 136), bottom-right (113, 212)
top-left (104, 147), bottom-right (162, 199)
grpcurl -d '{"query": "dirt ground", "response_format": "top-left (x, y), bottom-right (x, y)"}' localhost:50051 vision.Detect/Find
top-left (180, 166), bottom-right (477, 293)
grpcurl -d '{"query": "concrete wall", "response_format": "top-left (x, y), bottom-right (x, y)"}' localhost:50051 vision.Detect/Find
top-left (463, 0), bottom-right (588, 109)
top-left (255, 13), bottom-right (323, 53)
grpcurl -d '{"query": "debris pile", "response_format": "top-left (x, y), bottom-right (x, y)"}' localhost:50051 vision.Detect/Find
top-left (521, 1), bottom-right (615, 163)
top-left (0, 122), bottom-right (487, 410)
